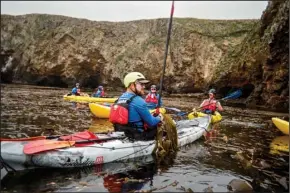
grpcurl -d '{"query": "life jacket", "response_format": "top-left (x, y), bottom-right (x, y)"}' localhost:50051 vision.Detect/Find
top-left (202, 99), bottom-right (217, 113)
top-left (109, 95), bottom-right (137, 125)
top-left (145, 93), bottom-right (158, 104)
top-left (100, 90), bottom-right (105, 97)
top-left (77, 88), bottom-right (81, 94)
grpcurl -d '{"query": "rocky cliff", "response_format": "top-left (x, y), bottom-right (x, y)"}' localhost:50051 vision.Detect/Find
top-left (1, 14), bottom-right (255, 90)
top-left (211, 0), bottom-right (289, 112)
top-left (1, 1), bottom-right (288, 112)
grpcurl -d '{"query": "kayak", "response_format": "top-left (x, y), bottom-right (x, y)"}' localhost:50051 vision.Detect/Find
top-left (270, 136), bottom-right (289, 154)
top-left (0, 116), bottom-right (211, 170)
top-left (89, 103), bottom-right (166, 119)
top-left (188, 111), bottom-right (222, 123)
top-left (272, 118), bottom-right (289, 135)
top-left (63, 94), bottom-right (117, 104)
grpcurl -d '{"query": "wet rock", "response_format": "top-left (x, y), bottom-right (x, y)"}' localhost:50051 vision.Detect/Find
top-left (278, 177), bottom-right (288, 190)
top-left (203, 186), bottom-right (213, 192)
top-left (259, 160), bottom-right (271, 169)
top-left (227, 179), bottom-right (253, 192)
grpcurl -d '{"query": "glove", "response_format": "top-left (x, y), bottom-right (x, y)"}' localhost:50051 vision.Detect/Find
top-left (152, 108), bottom-right (160, 117)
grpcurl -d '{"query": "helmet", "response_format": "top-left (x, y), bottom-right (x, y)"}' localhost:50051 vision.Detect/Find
top-left (123, 72), bottom-right (149, 88)
top-left (76, 83), bottom-right (80, 87)
top-left (98, 85), bottom-right (103, 89)
top-left (208, 89), bottom-right (216, 94)
top-left (151, 85), bottom-right (157, 89)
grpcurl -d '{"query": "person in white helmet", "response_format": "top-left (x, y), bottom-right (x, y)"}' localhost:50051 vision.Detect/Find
top-left (109, 72), bottom-right (162, 140)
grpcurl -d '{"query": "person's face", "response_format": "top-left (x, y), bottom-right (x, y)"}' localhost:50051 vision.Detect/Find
top-left (133, 80), bottom-right (146, 96)
top-left (209, 93), bottom-right (214, 99)
top-left (151, 87), bottom-right (156, 93)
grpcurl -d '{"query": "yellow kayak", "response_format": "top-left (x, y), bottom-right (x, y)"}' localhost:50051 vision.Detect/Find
top-left (89, 103), bottom-right (166, 119)
top-left (63, 95), bottom-right (117, 104)
top-left (188, 111), bottom-right (222, 123)
top-left (272, 118), bottom-right (289, 135)
top-left (270, 136), bottom-right (289, 154)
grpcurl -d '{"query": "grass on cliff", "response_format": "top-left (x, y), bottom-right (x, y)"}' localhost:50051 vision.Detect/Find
top-left (174, 18), bottom-right (258, 38)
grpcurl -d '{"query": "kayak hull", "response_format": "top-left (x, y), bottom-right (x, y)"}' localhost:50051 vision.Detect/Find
top-left (89, 103), bottom-right (166, 119)
top-left (63, 95), bottom-right (117, 104)
top-left (188, 111), bottom-right (222, 123)
top-left (1, 116), bottom-right (210, 169)
top-left (272, 118), bottom-right (289, 135)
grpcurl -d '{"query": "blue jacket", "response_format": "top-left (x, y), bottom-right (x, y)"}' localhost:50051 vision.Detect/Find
top-left (117, 92), bottom-right (161, 132)
top-left (92, 90), bottom-right (102, 98)
top-left (71, 87), bottom-right (78, 94)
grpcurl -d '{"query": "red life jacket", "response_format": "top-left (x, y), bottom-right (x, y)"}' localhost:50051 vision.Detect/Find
top-left (77, 89), bottom-right (81, 94)
top-left (100, 90), bottom-right (105, 97)
top-left (202, 99), bottom-right (217, 111)
top-left (109, 95), bottom-right (137, 125)
top-left (145, 93), bottom-right (158, 104)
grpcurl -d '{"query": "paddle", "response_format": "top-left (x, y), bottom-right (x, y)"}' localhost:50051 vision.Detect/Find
top-left (157, 1), bottom-right (175, 110)
top-left (0, 136), bottom-right (46, 141)
top-left (23, 136), bottom-right (126, 155)
top-left (176, 89), bottom-right (242, 116)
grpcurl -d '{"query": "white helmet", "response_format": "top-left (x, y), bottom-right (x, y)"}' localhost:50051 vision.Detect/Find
top-left (123, 72), bottom-right (149, 88)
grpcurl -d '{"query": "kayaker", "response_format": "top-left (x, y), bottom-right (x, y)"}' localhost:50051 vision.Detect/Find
top-left (109, 72), bottom-right (162, 140)
top-left (92, 85), bottom-right (105, 98)
top-left (145, 85), bottom-right (162, 110)
top-left (199, 89), bottom-right (223, 114)
top-left (71, 83), bottom-right (81, 96)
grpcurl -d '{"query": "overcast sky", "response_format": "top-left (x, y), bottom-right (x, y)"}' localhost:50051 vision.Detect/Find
top-left (1, 1), bottom-right (268, 22)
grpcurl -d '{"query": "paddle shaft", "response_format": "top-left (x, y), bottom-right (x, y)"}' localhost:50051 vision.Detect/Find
top-left (72, 136), bottom-right (126, 144)
top-left (158, 1), bottom-right (175, 107)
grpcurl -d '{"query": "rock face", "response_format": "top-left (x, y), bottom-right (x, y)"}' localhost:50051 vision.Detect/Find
top-left (1, 14), bottom-right (255, 90)
top-left (211, 1), bottom-right (289, 112)
top-left (0, 1), bottom-right (288, 112)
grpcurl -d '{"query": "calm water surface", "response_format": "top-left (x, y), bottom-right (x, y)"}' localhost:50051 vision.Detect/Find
top-left (1, 84), bottom-right (289, 192)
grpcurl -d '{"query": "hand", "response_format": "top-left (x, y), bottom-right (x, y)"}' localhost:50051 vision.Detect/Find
top-left (192, 108), bottom-right (196, 112)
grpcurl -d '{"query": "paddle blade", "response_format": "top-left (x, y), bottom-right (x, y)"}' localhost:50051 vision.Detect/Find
top-left (24, 140), bottom-right (75, 155)
top-left (222, 89), bottom-right (242, 100)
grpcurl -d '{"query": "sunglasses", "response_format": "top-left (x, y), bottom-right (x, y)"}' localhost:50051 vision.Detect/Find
top-left (151, 88), bottom-right (156, 90)
top-left (135, 81), bottom-right (146, 86)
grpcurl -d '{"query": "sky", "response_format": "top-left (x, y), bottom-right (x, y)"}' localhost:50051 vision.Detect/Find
top-left (1, 1), bottom-right (268, 22)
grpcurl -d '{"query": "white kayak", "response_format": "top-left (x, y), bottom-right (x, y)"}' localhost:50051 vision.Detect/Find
top-left (0, 116), bottom-right (211, 172)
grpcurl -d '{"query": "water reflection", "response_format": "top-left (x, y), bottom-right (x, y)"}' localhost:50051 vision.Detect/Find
top-left (1, 155), bottom-right (157, 193)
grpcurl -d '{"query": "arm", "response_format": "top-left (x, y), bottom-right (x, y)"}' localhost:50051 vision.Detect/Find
top-left (216, 101), bottom-right (223, 111)
top-left (200, 100), bottom-right (206, 108)
top-left (134, 99), bottom-right (161, 127)
top-left (72, 88), bottom-right (77, 94)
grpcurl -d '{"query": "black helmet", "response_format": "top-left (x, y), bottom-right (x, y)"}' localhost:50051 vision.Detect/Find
top-left (208, 89), bottom-right (216, 94)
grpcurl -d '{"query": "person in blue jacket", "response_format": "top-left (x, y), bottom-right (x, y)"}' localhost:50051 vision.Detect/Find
top-left (145, 85), bottom-right (162, 110)
top-left (71, 83), bottom-right (80, 96)
top-left (110, 72), bottom-right (162, 140)
top-left (92, 86), bottom-right (105, 98)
